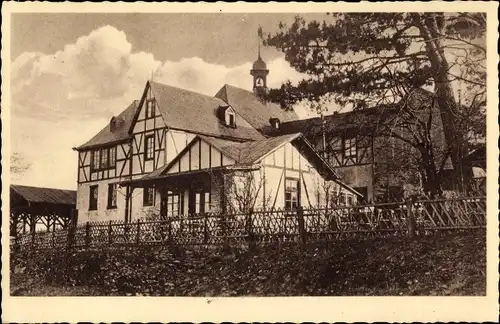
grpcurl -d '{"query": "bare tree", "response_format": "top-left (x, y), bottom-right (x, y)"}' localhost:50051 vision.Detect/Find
top-left (313, 178), bottom-right (342, 208)
top-left (11, 152), bottom-right (31, 179)
top-left (219, 169), bottom-right (273, 214)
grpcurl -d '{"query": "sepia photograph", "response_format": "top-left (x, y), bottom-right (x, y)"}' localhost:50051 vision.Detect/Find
top-left (2, 2), bottom-right (498, 323)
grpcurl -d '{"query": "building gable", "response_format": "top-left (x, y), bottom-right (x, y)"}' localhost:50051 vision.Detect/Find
top-left (142, 136), bottom-right (237, 179)
top-left (128, 81), bottom-right (168, 176)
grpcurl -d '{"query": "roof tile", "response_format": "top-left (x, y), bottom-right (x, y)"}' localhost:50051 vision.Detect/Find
top-left (150, 82), bottom-right (265, 141)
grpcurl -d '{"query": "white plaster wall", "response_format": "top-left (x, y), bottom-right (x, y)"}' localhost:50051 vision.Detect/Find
top-left (76, 179), bottom-right (127, 224)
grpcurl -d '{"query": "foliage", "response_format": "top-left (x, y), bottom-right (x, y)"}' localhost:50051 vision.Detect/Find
top-left (263, 13), bottom-right (485, 113)
top-left (11, 231), bottom-right (485, 296)
top-left (262, 13), bottom-right (486, 195)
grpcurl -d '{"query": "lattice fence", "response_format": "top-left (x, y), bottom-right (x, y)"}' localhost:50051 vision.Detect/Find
top-left (12, 197), bottom-right (486, 252)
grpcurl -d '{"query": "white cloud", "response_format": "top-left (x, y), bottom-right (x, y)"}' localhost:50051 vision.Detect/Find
top-left (10, 25), bottom-right (308, 189)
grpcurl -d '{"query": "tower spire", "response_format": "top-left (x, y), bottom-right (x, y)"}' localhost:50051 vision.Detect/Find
top-left (257, 25), bottom-right (263, 59)
top-left (251, 25), bottom-right (269, 95)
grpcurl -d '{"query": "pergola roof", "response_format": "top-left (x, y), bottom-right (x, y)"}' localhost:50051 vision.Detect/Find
top-left (10, 185), bottom-right (76, 206)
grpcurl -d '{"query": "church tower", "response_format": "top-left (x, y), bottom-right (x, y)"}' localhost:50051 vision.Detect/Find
top-left (250, 44), bottom-right (269, 96)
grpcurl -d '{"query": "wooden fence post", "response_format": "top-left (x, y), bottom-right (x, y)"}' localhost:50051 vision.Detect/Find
top-left (406, 199), bottom-right (416, 238)
top-left (203, 213), bottom-right (209, 244)
top-left (168, 219), bottom-right (172, 243)
top-left (31, 223), bottom-right (36, 250)
top-left (85, 221), bottom-right (91, 248)
top-left (297, 206), bottom-right (306, 245)
top-left (221, 214), bottom-right (229, 252)
top-left (108, 220), bottom-right (113, 246)
top-left (66, 223), bottom-right (75, 250)
top-left (247, 208), bottom-right (256, 250)
top-left (136, 219), bottom-right (141, 246)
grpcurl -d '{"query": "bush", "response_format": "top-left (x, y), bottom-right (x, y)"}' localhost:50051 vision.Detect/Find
top-left (10, 231), bottom-right (486, 296)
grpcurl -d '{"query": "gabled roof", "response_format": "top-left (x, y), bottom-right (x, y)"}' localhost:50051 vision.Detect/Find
top-left (124, 133), bottom-right (361, 196)
top-left (145, 81), bottom-right (265, 141)
top-left (215, 84), bottom-right (298, 135)
top-left (75, 100), bottom-right (139, 150)
top-left (280, 105), bottom-right (399, 138)
top-left (11, 185), bottom-right (76, 206)
top-left (280, 88), bottom-right (439, 138)
top-left (211, 133), bottom-right (302, 165)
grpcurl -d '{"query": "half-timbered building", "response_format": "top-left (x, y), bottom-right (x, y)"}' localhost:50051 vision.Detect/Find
top-left (279, 90), bottom-right (454, 202)
top-left (74, 54), bottom-right (361, 223)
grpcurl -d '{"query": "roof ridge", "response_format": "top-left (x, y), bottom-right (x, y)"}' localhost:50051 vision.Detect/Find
top-left (150, 81), bottom-right (226, 103)
top-left (11, 184), bottom-right (76, 191)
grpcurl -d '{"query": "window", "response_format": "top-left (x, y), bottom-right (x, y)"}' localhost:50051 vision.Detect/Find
top-left (353, 186), bottom-right (368, 203)
top-left (285, 178), bottom-right (300, 210)
top-left (168, 192), bottom-right (180, 217)
top-left (92, 151), bottom-right (100, 171)
top-left (344, 137), bottom-right (357, 158)
top-left (338, 192), bottom-right (347, 206)
top-left (224, 108), bottom-right (236, 128)
top-left (101, 148), bottom-right (109, 169)
top-left (89, 185), bottom-right (98, 211)
top-left (347, 195), bottom-right (354, 206)
top-left (144, 135), bottom-right (155, 161)
top-left (195, 191), bottom-right (210, 214)
top-left (143, 186), bottom-right (155, 206)
top-left (145, 100), bottom-right (155, 119)
top-left (109, 147), bottom-right (116, 167)
top-left (107, 183), bottom-right (118, 209)
top-left (91, 147), bottom-right (116, 171)
top-left (161, 191), bottom-right (182, 218)
top-left (269, 117), bottom-right (280, 129)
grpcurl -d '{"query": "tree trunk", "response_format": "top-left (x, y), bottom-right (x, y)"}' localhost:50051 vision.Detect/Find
top-left (412, 13), bottom-right (470, 191)
top-left (419, 149), bottom-right (443, 198)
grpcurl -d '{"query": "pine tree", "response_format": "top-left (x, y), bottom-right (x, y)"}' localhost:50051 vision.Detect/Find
top-left (263, 13), bottom-right (486, 195)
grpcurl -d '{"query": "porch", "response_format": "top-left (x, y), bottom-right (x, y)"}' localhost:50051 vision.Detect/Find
top-left (121, 165), bottom-right (258, 221)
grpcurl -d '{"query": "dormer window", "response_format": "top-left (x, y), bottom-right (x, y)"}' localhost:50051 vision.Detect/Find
top-left (218, 105), bottom-right (236, 128)
top-left (269, 117), bottom-right (280, 130)
top-left (227, 111), bottom-right (235, 127)
top-left (109, 116), bottom-right (124, 133)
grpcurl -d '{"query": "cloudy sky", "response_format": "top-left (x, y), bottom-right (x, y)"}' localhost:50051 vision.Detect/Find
top-left (10, 13), bottom-right (330, 190)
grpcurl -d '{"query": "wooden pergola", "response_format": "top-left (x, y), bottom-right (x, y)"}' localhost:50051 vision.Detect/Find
top-left (10, 185), bottom-right (77, 239)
